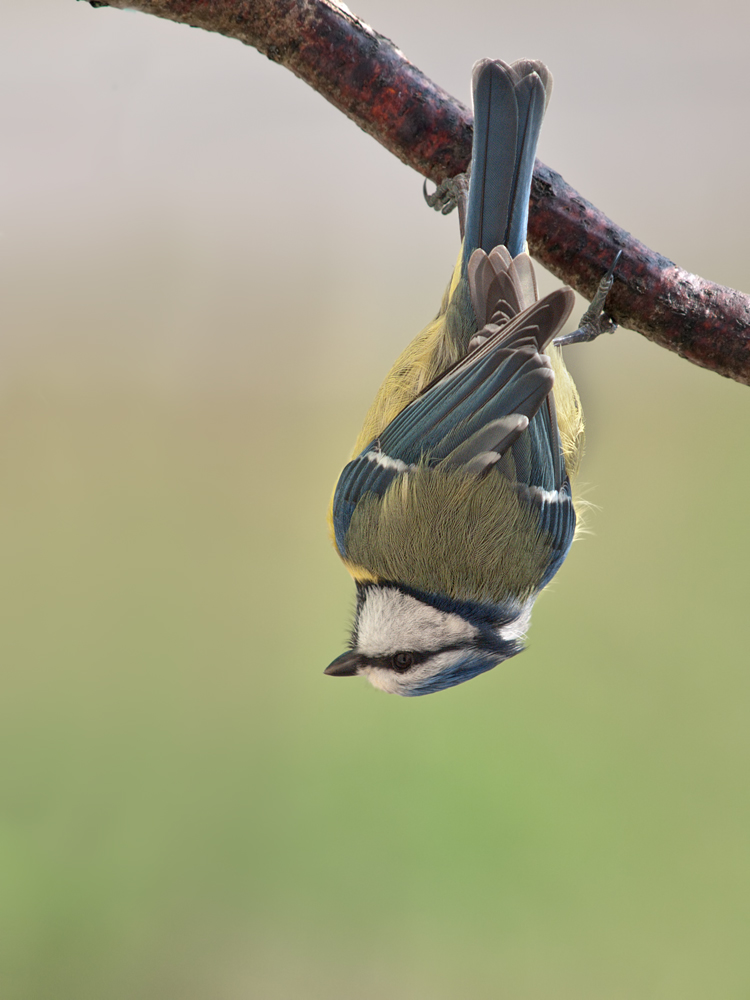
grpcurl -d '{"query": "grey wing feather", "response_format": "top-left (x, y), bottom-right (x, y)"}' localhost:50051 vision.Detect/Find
top-left (507, 253), bottom-right (538, 307)
top-left (440, 415), bottom-right (530, 471)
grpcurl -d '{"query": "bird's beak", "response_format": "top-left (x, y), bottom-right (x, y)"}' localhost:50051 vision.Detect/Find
top-left (324, 651), bottom-right (361, 677)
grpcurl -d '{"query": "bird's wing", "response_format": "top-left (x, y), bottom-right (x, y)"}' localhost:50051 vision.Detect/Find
top-left (376, 287), bottom-right (574, 471)
top-left (331, 288), bottom-right (575, 557)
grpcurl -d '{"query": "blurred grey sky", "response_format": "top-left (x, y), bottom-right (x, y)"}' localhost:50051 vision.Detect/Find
top-left (2, 0), bottom-right (749, 403)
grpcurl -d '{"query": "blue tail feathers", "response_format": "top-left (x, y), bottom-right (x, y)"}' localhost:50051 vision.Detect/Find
top-left (463, 60), bottom-right (550, 265)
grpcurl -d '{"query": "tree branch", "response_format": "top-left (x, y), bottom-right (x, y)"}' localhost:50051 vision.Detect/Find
top-left (83, 0), bottom-right (750, 386)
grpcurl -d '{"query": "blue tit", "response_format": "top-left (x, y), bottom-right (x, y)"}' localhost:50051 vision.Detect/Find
top-left (325, 59), bottom-right (585, 696)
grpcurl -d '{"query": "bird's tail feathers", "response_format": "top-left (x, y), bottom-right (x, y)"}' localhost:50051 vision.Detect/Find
top-left (463, 59), bottom-right (551, 265)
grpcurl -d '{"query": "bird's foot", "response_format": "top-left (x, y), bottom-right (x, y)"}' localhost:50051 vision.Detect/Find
top-left (423, 174), bottom-right (468, 216)
top-left (554, 250), bottom-right (622, 347)
top-left (423, 173), bottom-right (470, 238)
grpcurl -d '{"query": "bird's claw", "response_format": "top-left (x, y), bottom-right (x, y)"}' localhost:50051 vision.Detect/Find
top-left (423, 174), bottom-right (469, 217)
top-left (554, 249), bottom-right (622, 347)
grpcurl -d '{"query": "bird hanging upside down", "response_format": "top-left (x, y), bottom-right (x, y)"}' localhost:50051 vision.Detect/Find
top-left (326, 59), bottom-right (617, 696)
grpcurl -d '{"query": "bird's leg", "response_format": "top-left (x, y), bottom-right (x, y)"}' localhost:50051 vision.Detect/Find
top-left (423, 172), bottom-right (470, 240)
top-left (554, 250), bottom-right (622, 347)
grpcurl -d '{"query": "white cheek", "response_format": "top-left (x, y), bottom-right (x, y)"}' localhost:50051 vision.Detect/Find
top-left (357, 588), bottom-right (477, 657)
top-left (362, 666), bottom-right (405, 695)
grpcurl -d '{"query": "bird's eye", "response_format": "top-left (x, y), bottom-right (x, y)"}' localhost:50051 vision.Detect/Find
top-left (392, 652), bottom-right (414, 672)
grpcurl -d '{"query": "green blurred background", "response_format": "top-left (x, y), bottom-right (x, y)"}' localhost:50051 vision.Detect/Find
top-left (2, 1), bottom-right (750, 997)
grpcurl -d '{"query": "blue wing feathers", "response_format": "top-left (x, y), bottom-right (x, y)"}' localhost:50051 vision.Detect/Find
top-left (534, 482), bottom-right (577, 587)
top-left (333, 455), bottom-right (402, 556)
top-left (378, 346), bottom-right (546, 462)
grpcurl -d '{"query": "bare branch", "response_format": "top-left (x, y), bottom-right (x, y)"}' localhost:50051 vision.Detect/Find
top-left (84, 0), bottom-right (750, 386)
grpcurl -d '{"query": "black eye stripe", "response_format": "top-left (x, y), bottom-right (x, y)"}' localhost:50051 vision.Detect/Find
top-left (372, 644), bottom-right (467, 672)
